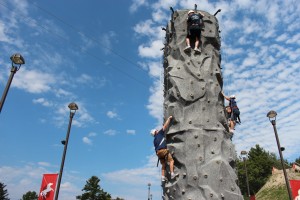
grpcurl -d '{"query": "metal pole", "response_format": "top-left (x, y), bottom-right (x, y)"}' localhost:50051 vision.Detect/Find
top-left (271, 120), bottom-right (293, 200)
top-left (147, 183), bottom-right (151, 200)
top-left (0, 66), bottom-right (17, 113)
top-left (243, 157), bottom-right (250, 198)
top-left (54, 112), bottom-right (75, 200)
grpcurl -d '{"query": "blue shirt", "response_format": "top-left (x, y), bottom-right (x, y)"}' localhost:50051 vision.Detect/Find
top-left (154, 129), bottom-right (166, 151)
top-left (229, 98), bottom-right (238, 109)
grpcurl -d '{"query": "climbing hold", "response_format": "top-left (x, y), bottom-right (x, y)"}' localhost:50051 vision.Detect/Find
top-left (197, 144), bottom-right (200, 147)
top-left (214, 137), bottom-right (217, 141)
top-left (189, 120), bottom-right (192, 124)
top-left (204, 174), bottom-right (208, 178)
top-left (194, 135), bottom-right (198, 139)
top-left (193, 176), bottom-right (197, 180)
top-left (199, 156), bottom-right (203, 161)
top-left (182, 189), bottom-right (185, 194)
top-left (210, 193), bottom-right (213, 197)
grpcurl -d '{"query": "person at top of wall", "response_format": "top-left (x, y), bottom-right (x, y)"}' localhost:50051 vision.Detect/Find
top-left (184, 10), bottom-right (205, 54)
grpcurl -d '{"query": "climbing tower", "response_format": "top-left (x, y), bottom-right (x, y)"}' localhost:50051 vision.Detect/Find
top-left (162, 8), bottom-right (243, 200)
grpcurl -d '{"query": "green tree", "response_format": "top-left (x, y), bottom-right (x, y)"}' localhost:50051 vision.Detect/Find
top-left (0, 182), bottom-right (10, 200)
top-left (295, 156), bottom-right (300, 164)
top-left (20, 191), bottom-right (38, 200)
top-left (76, 176), bottom-right (111, 200)
top-left (237, 144), bottom-right (280, 196)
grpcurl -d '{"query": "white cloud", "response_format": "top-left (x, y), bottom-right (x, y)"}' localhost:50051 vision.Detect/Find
top-left (33, 98), bottom-right (53, 107)
top-left (147, 79), bottom-right (163, 125)
top-left (138, 40), bottom-right (163, 58)
top-left (126, 130), bottom-right (136, 135)
top-left (104, 129), bottom-right (117, 136)
top-left (88, 132), bottom-right (97, 137)
top-left (76, 74), bottom-right (93, 84)
top-left (82, 137), bottom-right (92, 145)
top-left (12, 68), bottom-right (55, 93)
top-left (129, 0), bottom-right (149, 13)
top-left (107, 110), bottom-right (118, 119)
top-left (100, 31), bottom-right (117, 55)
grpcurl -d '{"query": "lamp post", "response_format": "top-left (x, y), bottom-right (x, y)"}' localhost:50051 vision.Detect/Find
top-left (241, 150), bottom-right (250, 198)
top-left (54, 102), bottom-right (78, 200)
top-left (147, 183), bottom-right (151, 200)
top-left (267, 110), bottom-right (293, 200)
top-left (0, 53), bottom-right (25, 113)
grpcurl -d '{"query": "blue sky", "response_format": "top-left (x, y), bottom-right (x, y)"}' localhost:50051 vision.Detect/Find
top-left (0, 0), bottom-right (300, 199)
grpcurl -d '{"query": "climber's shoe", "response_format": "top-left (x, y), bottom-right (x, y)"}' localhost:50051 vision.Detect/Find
top-left (184, 46), bottom-right (191, 53)
top-left (194, 48), bottom-right (201, 54)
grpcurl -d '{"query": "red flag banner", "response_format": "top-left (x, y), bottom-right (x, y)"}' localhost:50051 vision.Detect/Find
top-left (38, 174), bottom-right (58, 200)
top-left (290, 180), bottom-right (300, 199)
top-left (250, 195), bottom-right (256, 200)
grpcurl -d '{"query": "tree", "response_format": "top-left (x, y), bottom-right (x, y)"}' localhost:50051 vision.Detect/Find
top-left (237, 144), bottom-right (281, 196)
top-left (0, 182), bottom-right (10, 200)
top-left (295, 156), bottom-right (300, 164)
top-left (76, 176), bottom-right (111, 200)
top-left (20, 191), bottom-right (38, 200)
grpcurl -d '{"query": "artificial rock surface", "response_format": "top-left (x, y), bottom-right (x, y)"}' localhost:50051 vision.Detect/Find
top-left (162, 9), bottom-right (243, 200)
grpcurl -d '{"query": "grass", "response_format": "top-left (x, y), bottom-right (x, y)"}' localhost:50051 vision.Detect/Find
top-left (255, 185), bottom-right (289, 200)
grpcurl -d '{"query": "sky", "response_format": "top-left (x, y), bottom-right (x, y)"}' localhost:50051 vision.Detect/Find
top-left (0, 0), bottom-right (300, 199)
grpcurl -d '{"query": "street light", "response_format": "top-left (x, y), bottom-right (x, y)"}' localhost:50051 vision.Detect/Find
top-left (147, 183), bottom-right (151, 200)
top-left (267, 110), bottom-right (293, 200)
top-left (54, 102), bottom-right (78, 200)
top-left (0, 53), bottom-right (25, 113)
top-left (241, 150), bottom-right (250, 198)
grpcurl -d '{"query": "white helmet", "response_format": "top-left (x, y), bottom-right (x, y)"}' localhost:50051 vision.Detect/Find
top-left (188, 10), bottom-right (194, 15)
top-left (230, 95), bottom-right (236, 99)
top-left (150, 129), bottom-right (157, 136)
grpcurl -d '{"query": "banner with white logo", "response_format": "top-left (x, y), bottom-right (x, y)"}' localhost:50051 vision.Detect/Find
top-left (290, 180), bottom-right (300, 200)
top-left (38, 174), bottom-right (58, 200)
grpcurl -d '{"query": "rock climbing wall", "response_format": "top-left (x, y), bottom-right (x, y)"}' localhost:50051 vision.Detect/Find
top-left (162, 9), bottom-right (243, 200)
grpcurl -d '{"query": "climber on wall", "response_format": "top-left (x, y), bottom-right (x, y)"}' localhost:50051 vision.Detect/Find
top-left (151, 115), bottom-right (178, 182)
top-left (222, 91), bottom-right (241, 133)
top-left (225, 105), bottom-right (235, 134)
top-left (184, 10), bottom-right (205, 54)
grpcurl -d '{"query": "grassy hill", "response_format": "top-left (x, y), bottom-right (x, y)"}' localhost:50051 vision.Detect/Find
top-left (255, 168), bottom-right (300, 200)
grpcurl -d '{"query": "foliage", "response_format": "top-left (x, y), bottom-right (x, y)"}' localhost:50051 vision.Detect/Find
top-left (20, 191), bottom-right (38, 200)
top-left (295, 156), bottom-right (300, 164)
top-left (0, 182), bottom-right (10, 200)
top-left (76, 176), bottom-right (111, 200)
top-left (237, 144), bottom-right (281, 195)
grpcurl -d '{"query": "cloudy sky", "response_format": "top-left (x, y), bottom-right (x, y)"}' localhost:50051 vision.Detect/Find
top-left (0, 0), bottom-right (300, 199)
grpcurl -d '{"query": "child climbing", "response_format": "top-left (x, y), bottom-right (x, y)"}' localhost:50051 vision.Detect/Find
top-left (225, 105), bottom-right (236, 134)
top-left (222, 91), bottom-right (241, 133)
top-left (184, 10), bottom-right (205, 54)
top-left (151, 116), bottom-right (178, 182)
